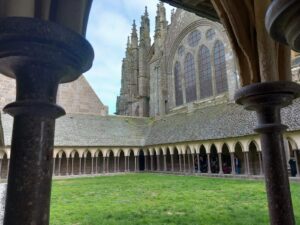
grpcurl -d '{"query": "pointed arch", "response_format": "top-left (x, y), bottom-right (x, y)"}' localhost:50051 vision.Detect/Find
top-left (184, 53), bottom-right (197, 102)
top-left (198, 45), bottom-right (213, 98)
top-left (213, 40), bottom-right (228, 94)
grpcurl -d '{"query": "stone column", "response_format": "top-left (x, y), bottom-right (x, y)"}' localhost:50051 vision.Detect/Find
top-left (95, 156), bottom-right (98, 174)
top-left (79, 157), bottom-right (82, 175)
top-left (156, 155), bottom-right (160, 171)
top-left (83, 157), bottom-right (86, 174)
top-left (71, 157), bottom-right (74, 175)
top-left (0, 17), bottom-right (94, 225)
top-left (230, 153), bottom-right (235, 175)
top-left (218, 153), bottom-right (223, 174)
top-left (52, 158), bottom-right (56, 176)
top-left (179, 155), bottom-right (182, 172)
top-left (245, 152), bottom-right (250, 175)
top-left (258, 152), bottom-right (263, 175)
top-left (171, 154), bottom-right (174, 172)
top-left (197, 154), bottom-right (200, 173)
top-left (164, 155), bottom-right (167, 171)
top-left (183, 154), bottom-right (186, 173)
top-left (0, 158), bottom-right (2, 179)
top-left (58, 157), bottom-right (62, 176)
top-left (125, 156), bottom-right (127, 172)
top-left (187, 154), bottom-right (191, 173)
top-left (7, 159), bottom-right (10, 178)
top-left (235, 81), bottom-right (300, 225)
top-left (91, 157), bottom-right (94, 174)
top-left (207, 153), bottom-right (211, 174)
top-left (150, 155), bottom-right (153, 171)
top-left (66, 157), bottom-right (69, 175)
top-left (103, 157), bottom-right (106, 173)
top-left (243, 152), bottom-right (248, 175)
top-left (114, 157), bottom-right (117, 173)
top-left (144, 156), bottom-right (147, 171)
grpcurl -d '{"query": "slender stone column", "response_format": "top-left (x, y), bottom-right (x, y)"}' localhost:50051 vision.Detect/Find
top-left (0, 158), bottom-right (2, 179)
top-left (183, 154), bottom-right (186, 173)
top-left (7, 159), bottom-right (10, 177)
top-left (243, 152), bottom-right (248, 175)
top-left (52, 158), bottom-right (56, 176)
top-left (150, 155), bottom-right (153, 171)
top-left (187, 154), bottom-right (191, 173)
top-left (245, 152), bottom-right (250, 175)
top-left (83, 157), bottom-right (87, 174)
top-left (235, 81), bottom-right (300, 225)
top-left (58, 157), bottom-right (62, 176)
top-left (179, 155), bottom-right (182, 172)
top-left (117, 157), bottom-right (120, 172)
top-left (197, 154), bottom-right (200, 173)
top-left (144, 156), bottom-right (147, 171)
top-left (164, 155), bottom-right (167, 171)
top-left (71, 157), bottom-right (74, 175)
top-left (79, 157), bottom-right (82, 175)
top-left (156, 155), bottom-right (160, 171)
top-left (293, 150), bottom-right (300, 177)
top-left (103, 157), bottom-right (106, 173)
top-left (125, 156), bottom-right (127, 172)
top-left (171, 154), bottom-right (174, 172)
top-left (95, 157), bottom-right (98, 174)
top-left (114, 157), bottom-right (117, 173)
top-left (66, 157), bottom-right (69, 175)
top-left (218, 153), bottom-right (223, 174)
top-left (207, 153), bottom-right (211, 174)
top-left (258, 152), bottom-right (263, 175)
top-left (91, 157), bottom-right (94, 174)
top-left (230, 153), bottom-right (235, 175)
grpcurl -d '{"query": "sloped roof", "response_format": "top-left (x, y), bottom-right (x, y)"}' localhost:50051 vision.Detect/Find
top-left (2, 99), bottom-right (300, 147)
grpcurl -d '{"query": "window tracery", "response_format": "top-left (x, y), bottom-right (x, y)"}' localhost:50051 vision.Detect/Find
top-left (198, 45), bottom-right (213, 98)
top-left (184, 53), bottom-right (197, 102)
top-left (214, 40), bottom-right (228, 94)
top-left (174, 62), bottom-right (183, 106)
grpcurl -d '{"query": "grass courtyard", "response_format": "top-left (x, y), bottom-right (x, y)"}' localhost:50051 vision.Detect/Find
top-left (50, 174), bottom-right (300, 225)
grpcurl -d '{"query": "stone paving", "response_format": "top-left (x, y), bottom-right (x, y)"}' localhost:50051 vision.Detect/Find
top-left (0, 183), bottom-right (6, 225)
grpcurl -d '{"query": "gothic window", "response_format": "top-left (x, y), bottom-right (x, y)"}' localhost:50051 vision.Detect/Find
top-left (178, 45), bottom-right (185, 57)
top-left (198, 45), bottom-right (213, 98)
top-left (184, 53), bottom-right (197, 102)
top-left (188, 30), bottom-right (201, 47)
top-left (206, 29), bottom-right (216, 40)
top-left (214, 40), bottom-right (228, 94)
top-left (174, 62), bottom-right (183, 106)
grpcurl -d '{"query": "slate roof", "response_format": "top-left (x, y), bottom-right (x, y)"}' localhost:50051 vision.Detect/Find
top-left (2, 99), bottom-right (300, 147)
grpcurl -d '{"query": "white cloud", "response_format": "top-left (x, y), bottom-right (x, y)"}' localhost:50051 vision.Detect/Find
top-left (85, 0), bottom-right (175, 114)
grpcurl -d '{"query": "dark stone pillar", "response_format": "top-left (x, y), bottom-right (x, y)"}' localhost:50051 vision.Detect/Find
top-left (258, 152), bottom-right (264, 175)
top-left (150, 155), bottom-right (153, 171)
top-left (171, 154), bottom-right (174, 172)
top-left (0, 17), bottom-right (93, 225)
top-left (235, 81), bottom-right (300, 225)
top-left (197, 153), bottom-right (200, 173)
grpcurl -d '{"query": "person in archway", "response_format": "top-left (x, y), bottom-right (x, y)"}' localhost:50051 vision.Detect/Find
top-left (289, 158), bottom-right (297, 177)
top-left (234, 156), bottom-right (241, 174)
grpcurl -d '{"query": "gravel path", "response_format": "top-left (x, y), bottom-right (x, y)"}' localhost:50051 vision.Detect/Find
top-left (0, 184), bottom-right (6, 225)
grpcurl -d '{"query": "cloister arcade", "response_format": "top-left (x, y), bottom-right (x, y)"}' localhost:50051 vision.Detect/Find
top-left (1, 136), bottom-right (298, 179)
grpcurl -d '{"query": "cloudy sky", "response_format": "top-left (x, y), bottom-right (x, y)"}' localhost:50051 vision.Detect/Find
top-left (85, 0), bottom-right (174, 114)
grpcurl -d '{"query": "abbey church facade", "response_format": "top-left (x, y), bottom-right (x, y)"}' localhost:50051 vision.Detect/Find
top-left (0, 4), bottom-right (300, 179)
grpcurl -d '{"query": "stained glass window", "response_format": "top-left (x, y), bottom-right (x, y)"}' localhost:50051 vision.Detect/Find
top-left (178, 45), bottom-right (185, 57)
top-left (198, 45), bottom-right (213, 98)
top-left (214, 40), bottom-right (228, 94)
top-left (206, 29), bottom-right (216, 40)
top-left (184, 53), bottom-right (197, 102)
top-left (174, 62), bottom-right (183, 106)
top-left (188, 30), bottom-right (201, 47)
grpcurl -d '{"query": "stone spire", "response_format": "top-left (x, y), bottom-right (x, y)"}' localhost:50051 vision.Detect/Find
top-left (140, 6), bottom-right (151, 49)
top-left (154, 2), bottom-right (167, 40)
top-left (131, 20), bottom-right (138, 48)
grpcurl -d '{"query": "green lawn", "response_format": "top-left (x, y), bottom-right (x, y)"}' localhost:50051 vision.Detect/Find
top-left (50, 174), bottom-right (300, 225)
